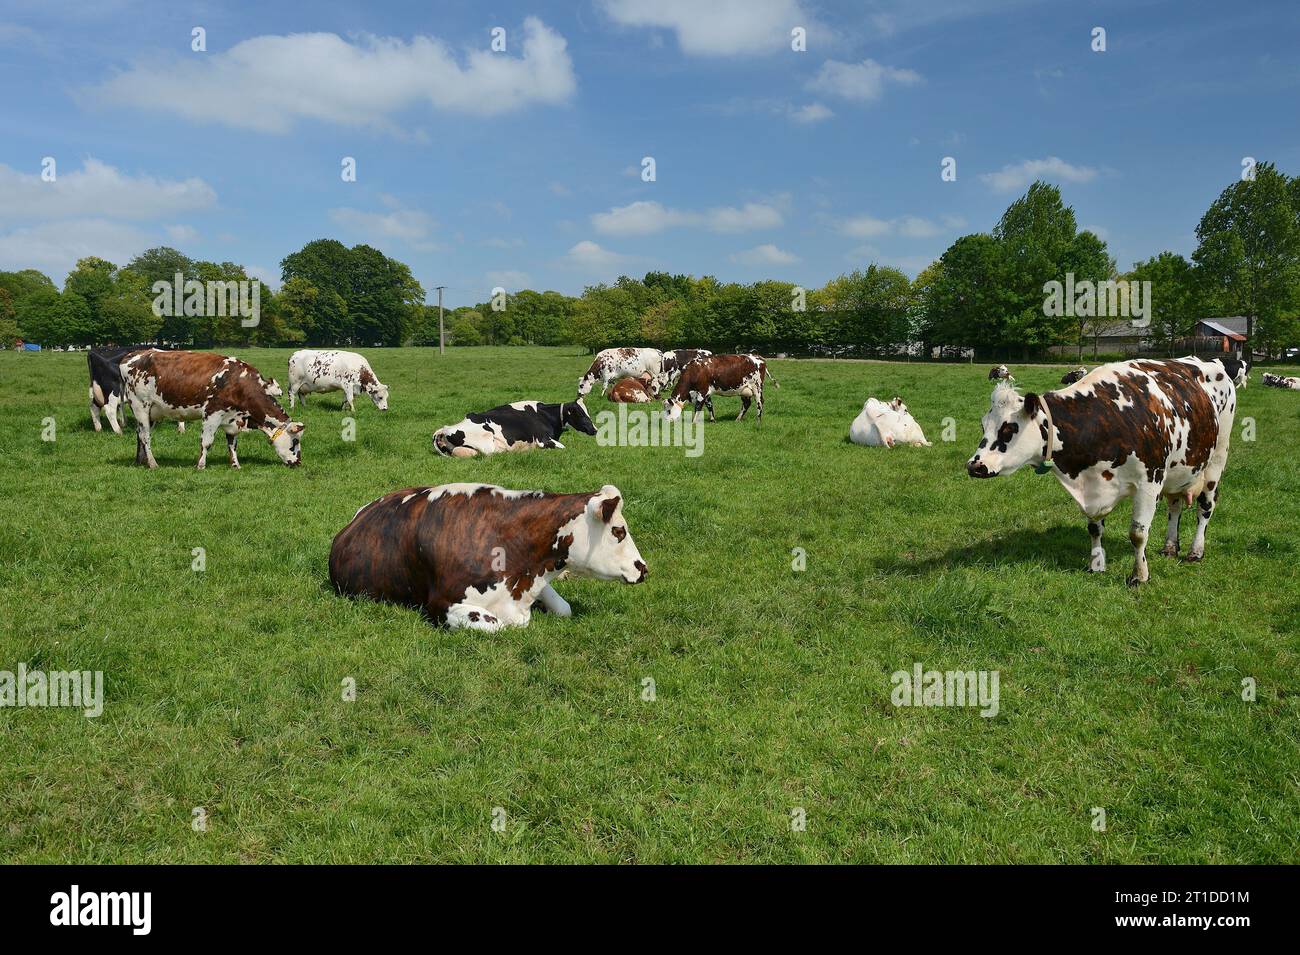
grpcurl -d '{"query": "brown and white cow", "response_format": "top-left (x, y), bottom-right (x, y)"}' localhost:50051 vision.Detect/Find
top-left (607, 374), bottom-right (657, 403)
top-left (648, 348), bottom-right (713, 394)
top-left (966, 356), bottom-right (1240, 585)
top-left (577, 347), bottom-right (663, 398)
top-left (121, 350), bottom-right (304, 469)
top-left (329, 483), bottom-right (648, 631)
top-left (662, 353), bottom-right (776, 423)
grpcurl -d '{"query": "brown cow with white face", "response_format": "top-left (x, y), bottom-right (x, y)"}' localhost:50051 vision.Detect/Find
top-left (607, 374), bottom-right (658, 403)
top-left (121, 350), bottom-right (304, 469)
top-left (662, 353), bottom-right (776, 423)
top-left (329, 483), bottom-right (648, 631)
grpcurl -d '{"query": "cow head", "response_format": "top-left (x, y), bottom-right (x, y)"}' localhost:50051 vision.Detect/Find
top-left (263, 378), bottom-right (283, 397)
top-left (367, 379), bottom-right (390, 411)
top-left (967, 382), bottom-right (1044, 478)
top-left (562, 398), bottom-right (597, 435)
top-left (567, 486), bottom-right (648, 584)
top-left (267, 421), bottom-right (306, 466)
top-left (576, 373), bottom-right (596, 398)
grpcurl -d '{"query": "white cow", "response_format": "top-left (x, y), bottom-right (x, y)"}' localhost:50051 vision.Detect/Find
top-left (288, 350), bottom-right (389, 411)
top-left (850, 397), bottom-right (931, 448)
top-left (577, 347), bottom-right (664, 397)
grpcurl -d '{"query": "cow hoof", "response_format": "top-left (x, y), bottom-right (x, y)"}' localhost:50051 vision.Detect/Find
top-left (1126, 575), bottom-right (1143, 588)
top-left (1184, 552), bottom-right (1203, 563)
top-left (230, 463), bottom-right (241, 470)
top-left (1161, 544), bottom-right (1178, 557)
top-left (196, 463), bottom-right (206, 471)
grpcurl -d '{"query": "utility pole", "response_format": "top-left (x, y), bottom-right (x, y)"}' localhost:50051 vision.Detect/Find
top-left (435, 286), bottom-right (446, 355)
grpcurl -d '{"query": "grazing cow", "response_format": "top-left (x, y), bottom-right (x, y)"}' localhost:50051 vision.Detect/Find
top-left (433, 399), bottom-right (596, 457)
top-left (329, 483), bottom-right (648, 631)
top-left (966, 356), bottom-right (1240, 586)
top-left (649, 348), bottom-right (713, 394)
top-left (89, 345), bottom-right (279, 435)
top-left (121, 350), bottom-right (304, 469)
top-left (1060, 366), bottom-right (1088, 385)
top-left (288, 350), bottom-right (389, 411)
top-left (577, 347), bottom-right (663, 397)
top-left (850, 397), bottom-right (931, 448)
top-left (607, 374), bottom-right (658, 403)
top-left (663, 353), bottom-right (776, 423)
top-left (989, 364), bottom-right (1010, 381)
top-left (1262, 372), bottom-right (1300, 390)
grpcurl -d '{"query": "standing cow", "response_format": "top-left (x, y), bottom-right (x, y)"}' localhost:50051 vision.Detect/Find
top-left (433, 399), bottom-right (597, 457)
top-left (577, 347), bottom-right (663, 398)
top-left (649, 348), bottom-right (713, 394)
top-left (966, 356), bottom-right (1240, 585)
top-left (662, 353), bottom-right (776, 423)
top-left (122, 350), bottom-right (304, 469)
top-left (329, 483), bottom-right (648, 631)
top-left (288, 350), bottom-right (389, 411)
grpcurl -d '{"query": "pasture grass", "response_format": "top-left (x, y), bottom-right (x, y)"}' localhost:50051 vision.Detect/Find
top-left (1, 345), bottom-right (1298, 863)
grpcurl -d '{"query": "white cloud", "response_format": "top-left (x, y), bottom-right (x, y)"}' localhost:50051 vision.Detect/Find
top-left (731, 243), bottom-right (799, 266)
top-left (789, 102), bottom-right (833, 124)
top-left (486, 269), bottom-right (531, 289)
top-left (592, 200), bottom-right (782, 236)
top-left (84, 17), bottom-right (576, 133)
top-left (549, 181), bottom-right (572, 197)
top-left (0, 219), bottom-right (155, 281)
top-left (247, 264), bottom-right (281, 292)
top-left (329, 197), bottom-right (436, 248)
top-left (565, 240), bottom-right (632, 270)
top-left (979, 156), bottom-right (1098, 193)
top-left (600, 0), bottom-right (819, 56)
top-left (0, 158), bottom-right (216, 222)
top-left (837, 213), bottom-right (962, 240)
top-left (164, 224), bottom-right (199, 244)
top-left (807, 58), bottom-right (921, 102)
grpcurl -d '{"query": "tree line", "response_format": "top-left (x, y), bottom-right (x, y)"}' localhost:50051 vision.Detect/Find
top-left (3, 164), bottom-right (1298, 359)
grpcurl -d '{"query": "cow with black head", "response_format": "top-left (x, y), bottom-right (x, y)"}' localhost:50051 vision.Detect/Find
top-left (433, 399), bottom-right (597, 457)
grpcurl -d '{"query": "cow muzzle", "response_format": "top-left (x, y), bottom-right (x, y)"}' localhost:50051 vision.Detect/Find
top-left (966, 458), bottom-right (994, 478)
top-left (625, 560), bottom-right (649, 584)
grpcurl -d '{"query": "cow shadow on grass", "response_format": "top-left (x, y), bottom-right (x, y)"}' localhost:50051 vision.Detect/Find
top-left (875, 523), bottom-right (1091, 577)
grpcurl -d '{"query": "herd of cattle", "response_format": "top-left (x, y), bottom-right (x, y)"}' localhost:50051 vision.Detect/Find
top-left (79, 341), bottom-right (1279, 627)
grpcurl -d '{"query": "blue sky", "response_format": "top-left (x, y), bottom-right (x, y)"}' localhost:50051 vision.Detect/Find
top-left (1, 0), bottom-right (1297, 306)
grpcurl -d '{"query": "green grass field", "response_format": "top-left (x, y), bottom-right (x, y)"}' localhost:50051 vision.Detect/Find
top-left (1, 346), bottom-right (1298, 863)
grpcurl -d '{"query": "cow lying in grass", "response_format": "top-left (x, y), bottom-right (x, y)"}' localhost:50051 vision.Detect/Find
top-left (433, 399), bottom-right (596, 457)
top-left (329, 483), bottom-right (648, 631)
top-left (849, 397), bottom-right (931, 447)
top-left (966, 356), bottom-right (1240, 585)
top-left (607, 374), bottom-right (658, 403)
top-left (1262, 372), bottom-right (1300, 390)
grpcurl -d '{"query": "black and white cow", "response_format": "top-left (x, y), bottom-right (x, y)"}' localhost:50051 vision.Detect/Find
top-left (433, 399), bottom-right (597, 457)
top-left (1262, 372), bottom-right (1300, 390)
top-left (1060, 366), bottom-right (1088, 385)
top-left (329, 483), bottom-right (648, 631)
top-left (967, 356), bottom-right (1240, 585)
top-left (988, 364), bottom-right (1010, 381)
top-left (648, 348), bottom-right (713, 394)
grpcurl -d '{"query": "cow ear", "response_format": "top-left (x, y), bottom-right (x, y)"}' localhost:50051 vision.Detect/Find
top-left (289, 422), bottom-right (305, 434)
top-left (1022, 393), bottom-right (1040, 416)
top-left (587, 485), bottom-right (621, 522)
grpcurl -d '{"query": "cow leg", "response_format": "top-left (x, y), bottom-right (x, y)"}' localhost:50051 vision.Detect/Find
top-left (1187, 482), bottom-right (1220, 562)
top-left (1162, 496), bottom-right (1184, 557)
top-left (134, 410), bottom-right (157, 469)
top-left (692, 399), bottom-right (705, 424)
top-left (706, 396), bottom-right (716, 421)
top-left (1087, 517), bottom-right (1106, 572)
top-left (1127, 487), bottom-right (1160, 586)
top-left (176, 421), bottom-right (186, 434)
top-left (226, 430), bottom-right (240, 469)
top-left (737, 395), bottom-right (751, 421)
top-left (289, 385), bottom-right (298, 409)
top-left (196, 416), bottom-right (221, 470)
top-left (445, 602), bottom-right (508, 632)
top-left (89, 390), bottom-right (103, 432)
top-left (537, 583), bottom-right (572, 618)
top-left (342, 385), bottom-right (354, 411)
top-left (755, 387), bottom-right (764, 421)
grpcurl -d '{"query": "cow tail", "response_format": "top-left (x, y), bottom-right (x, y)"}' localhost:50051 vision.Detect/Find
top-left (764, 365), bottom-right (780, 388)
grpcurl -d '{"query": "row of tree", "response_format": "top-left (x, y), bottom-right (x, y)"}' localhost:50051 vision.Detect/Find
top-left (3, 163), bottom-right (1298, 359)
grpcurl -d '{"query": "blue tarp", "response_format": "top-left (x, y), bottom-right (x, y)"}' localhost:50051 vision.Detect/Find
top-left (22, 343), bottom-right (41, 351)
